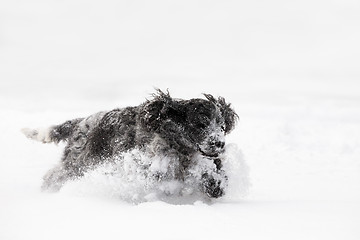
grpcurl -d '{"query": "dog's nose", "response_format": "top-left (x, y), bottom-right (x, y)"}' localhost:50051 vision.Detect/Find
top-left (212, 141), bottom-right (225, 149)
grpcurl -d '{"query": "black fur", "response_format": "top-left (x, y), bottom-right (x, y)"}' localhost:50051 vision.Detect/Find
top-left (28, 90), bottom-right (238, 198)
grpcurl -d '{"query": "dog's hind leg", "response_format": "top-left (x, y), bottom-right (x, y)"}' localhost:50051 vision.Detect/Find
top-left (41, 163), bottom-right (82, 192)
top-left (41, 164), bottom-right (79, 192)
top-left (22, 118), bottom-right (84, 144)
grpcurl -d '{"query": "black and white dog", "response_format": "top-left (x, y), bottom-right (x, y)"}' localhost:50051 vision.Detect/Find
top-left (22, 90), bottom-right (238, 198)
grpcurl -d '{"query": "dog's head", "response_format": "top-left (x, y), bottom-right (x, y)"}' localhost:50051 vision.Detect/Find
top-left (141, 90), bottom-right (238, 156)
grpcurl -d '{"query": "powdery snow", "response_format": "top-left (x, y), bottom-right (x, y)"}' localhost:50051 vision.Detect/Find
top-left (57, 144), bottom-right (248, 204)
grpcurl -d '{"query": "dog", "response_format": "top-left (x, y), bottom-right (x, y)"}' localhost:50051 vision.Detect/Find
top-left (22, 90), bottom-right (238, 198)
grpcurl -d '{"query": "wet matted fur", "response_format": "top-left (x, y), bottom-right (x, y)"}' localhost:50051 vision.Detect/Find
top-left (22, 90), bottom-right (238, 198)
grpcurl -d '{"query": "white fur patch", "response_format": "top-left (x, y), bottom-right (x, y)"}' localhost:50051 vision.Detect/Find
top-left (21, 127), bottom-right (52, 143)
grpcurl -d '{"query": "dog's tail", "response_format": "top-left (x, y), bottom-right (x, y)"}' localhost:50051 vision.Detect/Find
top-left (21, 118), bottom-right (84, 144)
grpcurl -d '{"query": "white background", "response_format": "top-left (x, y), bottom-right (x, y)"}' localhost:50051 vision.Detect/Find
top-left (1, 0), bottom-right (359, 239)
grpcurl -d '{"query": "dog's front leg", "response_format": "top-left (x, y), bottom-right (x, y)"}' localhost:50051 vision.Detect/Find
top-left (200, 157), bottom-right (228, 198)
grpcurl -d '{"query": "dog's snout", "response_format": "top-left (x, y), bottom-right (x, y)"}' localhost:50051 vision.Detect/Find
top-left (210, 141), bottom-right (225, 149)
top-left (216, 141), bottom-right (225, 148)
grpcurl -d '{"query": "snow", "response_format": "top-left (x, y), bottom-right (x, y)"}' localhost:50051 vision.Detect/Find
top-left (56, 144), bottom-right (248, 204)
top-left (1, 0), bottom-right (360, 239)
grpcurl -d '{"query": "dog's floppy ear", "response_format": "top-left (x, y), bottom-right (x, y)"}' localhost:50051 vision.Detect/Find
top-left (217, 96), bottom-right (238, 134)
top-left (204, 94), bottom-right (238, 134)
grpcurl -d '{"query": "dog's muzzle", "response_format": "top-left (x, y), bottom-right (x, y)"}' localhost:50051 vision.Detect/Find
top-left (197, 140), bottom-right (225, 157)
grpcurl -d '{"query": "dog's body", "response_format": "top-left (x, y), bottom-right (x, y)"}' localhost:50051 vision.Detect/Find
top-left (22, 90), bottom-right (238, 198)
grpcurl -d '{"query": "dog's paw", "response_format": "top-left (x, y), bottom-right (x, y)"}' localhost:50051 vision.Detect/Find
top-left (201, 173), bottom-right (225, 198)
top-left (21, 127), bottom-right (52, 143)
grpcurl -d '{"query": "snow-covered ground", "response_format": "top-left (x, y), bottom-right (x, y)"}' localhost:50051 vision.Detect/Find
top-left (1, 0), bottom-right (360, 239)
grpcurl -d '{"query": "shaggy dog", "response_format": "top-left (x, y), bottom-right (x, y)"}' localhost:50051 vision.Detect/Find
top-left (22, 90), bottom-right (238, 198)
